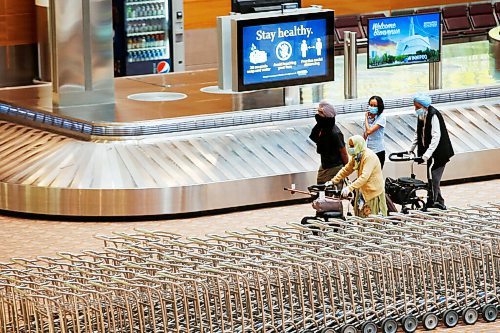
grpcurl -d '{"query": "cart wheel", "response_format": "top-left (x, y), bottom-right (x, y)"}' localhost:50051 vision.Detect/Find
top-left (411, 199), bottom-right (424, 211)
top-left (361, 321), bottom-right (378, 333)
top-left (443, 309), bottom-right (459, 328)
top-left (340, 324), bottom-right (357, 333)
top-left (422, 312), bottom-right (438, 330)
top-left (381, 318), bottom-right (398, 333)
top-left (482, 304), bottom-right (498, 322)
top-left (401, 315), bottom-right (417, 333)
top-left (300, 216), bottom-right (317, 225)
top-left (320, 328), bottom-right (335, 333)
top-left (462, 307), bottom-right (478, 325)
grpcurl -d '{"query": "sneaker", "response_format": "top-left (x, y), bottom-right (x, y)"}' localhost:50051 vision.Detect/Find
top-left (433, 203), bottom-right (447, 210)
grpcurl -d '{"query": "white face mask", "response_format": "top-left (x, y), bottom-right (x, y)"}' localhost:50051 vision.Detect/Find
top-left (416, 108), bottom-right (426, 117)
top-left (368, 106), bottom-right (378, 115)
top-left (347, 147), bottom-right (356, 156)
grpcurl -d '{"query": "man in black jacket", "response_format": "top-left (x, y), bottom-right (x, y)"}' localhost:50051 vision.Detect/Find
top-left (409, 94), bottom-right (454, 209)
top-left (309, 100), bottom-right (349, 184)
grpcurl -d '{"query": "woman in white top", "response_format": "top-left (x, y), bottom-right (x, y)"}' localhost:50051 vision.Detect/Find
top-left (364, 95), bottom-right (387, 169)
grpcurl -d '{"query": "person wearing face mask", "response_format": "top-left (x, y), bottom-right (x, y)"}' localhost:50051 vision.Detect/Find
top-left (325, 135), bottom-right (387, 217)
top-left (409, 93), bottom-right (454, 210)
top-left (364, 95), bottom-right (387, 169)
top-left (309, 100), bottom-right (349, 184)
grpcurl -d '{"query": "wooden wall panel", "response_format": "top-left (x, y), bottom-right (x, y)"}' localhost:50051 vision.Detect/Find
top-left (0, 0), bottom-right (489, 46)
top-left (184, 0), bottom-right (488, 29)
top-left (4, 0), bottom-right (34, 15)
top-left (184, 0), bottom-right (231, 30)
top-left (6, 14), bottom-right (36, 45)
top-left (300, 0), bottom-right (472, 14)
top-left (303, 0), bottom-right (391, 15)
top-left (0, 0), bottom-right (35, 46)
top-left (0, 15), bottom-right (6, 45)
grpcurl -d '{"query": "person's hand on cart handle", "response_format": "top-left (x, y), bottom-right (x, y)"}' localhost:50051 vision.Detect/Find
top-left (414, 157), bottom-right (425, 164)
top-left (341, 187), bottom-right (351, 198)
top-left (324, 180), bottom-right (333, 187)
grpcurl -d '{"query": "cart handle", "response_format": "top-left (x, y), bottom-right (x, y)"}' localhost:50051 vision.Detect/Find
top-left (388, 151), bottom-right (417, 162)
top-left (283, 187), bottom-right (310, 195)
top-left (284, 186), bottom-right (354, 200)
top-left (283, 186), bottom-right (341, 197)
top-left (308, 184), bottom-right (341, 194)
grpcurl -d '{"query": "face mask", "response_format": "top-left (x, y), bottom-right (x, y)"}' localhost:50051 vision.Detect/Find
top-left (347, 147), bottom-right (356, 156)
top-left (415, 108), bottom-right (426, 117)
top-left (368, 106), bottom-right (378, 115)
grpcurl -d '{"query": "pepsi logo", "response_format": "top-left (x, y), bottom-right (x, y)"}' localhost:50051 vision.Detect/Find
top-left (156, 61), bottom-right (170, 74)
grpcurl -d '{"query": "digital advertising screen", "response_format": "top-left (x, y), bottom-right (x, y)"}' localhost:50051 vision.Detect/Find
top-left (367, 13), bottom-right (441, 69)
top-left (234, 11), bottom-right (334, 91)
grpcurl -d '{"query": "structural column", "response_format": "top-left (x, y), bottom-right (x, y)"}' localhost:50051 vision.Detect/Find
top-left (343, 31), bottom-right (357, 100)
top-left (49, 0), bottom-right (115, 108)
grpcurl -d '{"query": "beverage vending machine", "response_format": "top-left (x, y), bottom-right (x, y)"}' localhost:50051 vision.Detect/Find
top-left (113, 0), bottom-right (185, 76)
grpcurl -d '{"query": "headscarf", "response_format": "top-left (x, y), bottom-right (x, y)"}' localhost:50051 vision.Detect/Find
top-left (349, 135), bottom-right (367, 170)
top-left (318, 100), bottom-right (337, 118)
top-left (413, 93), bottom-right (432, 108)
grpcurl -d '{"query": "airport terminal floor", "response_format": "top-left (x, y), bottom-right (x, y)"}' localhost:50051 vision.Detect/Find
top-left (0, 67), bottom-right (499, 333)
top-left (0, 78), bottom-right (499, 333)
top-left (1, 179), bottom-right (495, 265)
top-left (0, 180), bottom-right (499, 332)
top-left (0, 9), bottom-right (499, 332)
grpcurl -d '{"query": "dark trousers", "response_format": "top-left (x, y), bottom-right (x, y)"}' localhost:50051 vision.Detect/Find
top-left (317, 164), bottom-right (343, 188)
top-left (431, 165), bottom-right (446, 205)
top-left (375, 151), bottom-right (386, 170)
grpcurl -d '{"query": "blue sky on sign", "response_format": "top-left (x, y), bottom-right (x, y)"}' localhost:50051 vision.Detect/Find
top-left (368, 13), bottom-right (440, 50)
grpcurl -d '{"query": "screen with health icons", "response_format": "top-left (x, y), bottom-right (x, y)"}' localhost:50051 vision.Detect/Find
top-left (236, 11), bottom-right (334, 91)
top-left (368, 12), bottom-right (441, 69)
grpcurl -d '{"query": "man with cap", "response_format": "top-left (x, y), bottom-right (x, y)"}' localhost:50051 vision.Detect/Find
top-left (409, 93), bottom-right (454, 209)
top-left (309, 100), bottom-right (349, 184)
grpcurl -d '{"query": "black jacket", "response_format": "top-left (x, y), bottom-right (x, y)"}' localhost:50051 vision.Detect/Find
top-left (309, 117), bottom-right (345, 169)
top-left (416, 105), bottom-right (454, 170)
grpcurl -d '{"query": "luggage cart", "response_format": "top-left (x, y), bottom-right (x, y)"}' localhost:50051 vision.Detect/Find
top-left (363, 209), bottom-right (500, 330)
top-left (0, 204), bottom-right (499, 333)
top-left (284, 183), bottom-right (352, 235)
top-left (385, 151), bottom-right (431, 213)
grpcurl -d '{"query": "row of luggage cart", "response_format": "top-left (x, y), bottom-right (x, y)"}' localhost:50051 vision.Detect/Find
top-left (0, 203), bottom-right (499, 333)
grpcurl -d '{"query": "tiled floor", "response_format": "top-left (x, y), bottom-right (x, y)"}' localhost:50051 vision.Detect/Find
top-left (0, 178), bottom-right (498, 332)
top-left (1, 179), bottom-right (498, 262)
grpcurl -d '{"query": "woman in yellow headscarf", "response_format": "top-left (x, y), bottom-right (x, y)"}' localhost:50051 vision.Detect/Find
top-left (326, 135), bottom-right (388, 217)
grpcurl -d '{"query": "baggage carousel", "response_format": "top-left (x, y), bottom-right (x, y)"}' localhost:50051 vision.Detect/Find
top-left (0, 82), bottom-right (498, 216)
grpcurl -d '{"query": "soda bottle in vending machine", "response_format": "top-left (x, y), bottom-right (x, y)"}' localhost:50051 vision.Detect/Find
top-left (113, 0), bottom-right (177, 76)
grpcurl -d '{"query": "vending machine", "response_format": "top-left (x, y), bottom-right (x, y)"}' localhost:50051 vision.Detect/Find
top-left (113, 0), bottom-right (185, 76)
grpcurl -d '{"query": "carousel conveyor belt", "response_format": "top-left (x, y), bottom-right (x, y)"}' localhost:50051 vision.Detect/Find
top-left (0, 97), bottom-right (498, 216)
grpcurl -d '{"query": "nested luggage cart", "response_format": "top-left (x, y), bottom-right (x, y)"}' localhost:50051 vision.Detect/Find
top-left (0, 204), bottom-right (499, 333)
